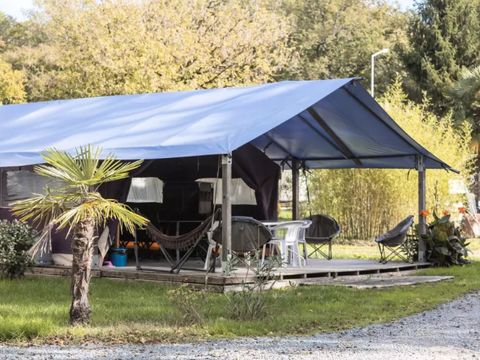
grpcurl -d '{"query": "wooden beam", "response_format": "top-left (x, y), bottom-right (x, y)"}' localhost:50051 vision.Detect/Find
top-left (292, 159), bottom-right (300, 220)
top-left (221, 154), bottom-right (232, 272)
top-left (417, 156), bottom-right (427, 261)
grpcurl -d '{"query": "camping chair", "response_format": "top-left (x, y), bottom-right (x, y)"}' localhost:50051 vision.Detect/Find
top-left (304, 214), bottom-right (341, 260)
top-left (375, 215), bottom-right (414, 264)
top-left (143, 208), bottom-right (221, 273)
top-left (208, 216), bottom-right (273, 272)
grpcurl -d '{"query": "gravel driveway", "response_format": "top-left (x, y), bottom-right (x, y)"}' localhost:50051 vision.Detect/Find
top-left (1, 292), bottom-right (479, 359)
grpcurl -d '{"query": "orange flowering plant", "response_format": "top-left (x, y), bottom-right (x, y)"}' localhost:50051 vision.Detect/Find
top-left (419, 211), bottom-right (470, 266)
top-left (419, 209), bottom-right (430, 217)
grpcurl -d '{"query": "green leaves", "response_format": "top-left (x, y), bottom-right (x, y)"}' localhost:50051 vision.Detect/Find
top-left (0, 220), bottom-right (36, 279)
top-left (12, 145), bottom-right (147, 234)
top-left (404, 0), bottom-right (480, 114)
top-left (10, 0), bottom-right (293, 102)
top-left (35, 145), bottom-right (143, 189)
top-left (422, 216), bottom-right (470, 266)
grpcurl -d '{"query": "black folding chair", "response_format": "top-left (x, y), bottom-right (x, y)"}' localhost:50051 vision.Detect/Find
top-left (210, 216), bottom-right (273, 271)
top-left (304, 214), bottom-right (341, 260)
top-left (375, 215), bottom-right (414, 264)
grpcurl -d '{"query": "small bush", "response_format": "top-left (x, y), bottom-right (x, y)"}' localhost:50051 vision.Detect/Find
top-left (225, 255), bottom-right (281, 321)
top-left (167, 285), bottom-right (209, 325)
top-left (421, 213), bottom-right (470, 266)
top-left (0, 220), bottom-right (36, 279)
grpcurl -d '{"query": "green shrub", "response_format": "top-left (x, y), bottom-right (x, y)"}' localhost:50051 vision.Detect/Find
top-left (0, 220), bottom-right (36, 279)
top-left (225, 254), bottom-right (281, 321)
top-left (421, 213), bottom-right (470, 266)
top-left (167, 285), bottom-right (209, 325)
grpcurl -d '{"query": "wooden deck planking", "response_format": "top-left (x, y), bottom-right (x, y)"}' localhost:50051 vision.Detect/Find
top-left (28, 259), bottom-right (431, 291)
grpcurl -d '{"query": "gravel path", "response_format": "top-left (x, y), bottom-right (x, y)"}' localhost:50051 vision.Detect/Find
top-left (1, 292), bottom-right (480, 359)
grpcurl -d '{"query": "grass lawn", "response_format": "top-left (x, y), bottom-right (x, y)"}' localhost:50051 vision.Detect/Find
top-left (1, 250), bottom-right (480, 344)
top-left (331, 238), bottom-right (480, 260)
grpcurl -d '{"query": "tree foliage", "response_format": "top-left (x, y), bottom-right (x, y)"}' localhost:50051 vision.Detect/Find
top-left (308, 82), bottom-right (473, 240)
top-left (452, 66), bottom-right (480, 126)
top-left (280, 0), bottom-right (408, 95)
top-left (0, 58), bottom-right (25, 104)
top-left (7, 0), bottom-right (293, 101)
top-left (403, 0), bottom-right (480, 114)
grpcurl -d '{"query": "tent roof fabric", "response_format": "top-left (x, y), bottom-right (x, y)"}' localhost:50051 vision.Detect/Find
top-left (0, 78), bottom-right (452, 171)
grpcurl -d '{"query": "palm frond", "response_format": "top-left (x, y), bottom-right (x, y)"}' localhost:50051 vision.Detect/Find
top-left (55, 194), bottom-right (147, 234)
top-left (453, 66), bottom-right (480, 99)
top-left (35, 145), bottom-right (143, 187)
top-left (15, 145), bottom-right (147, 235)
top-left (11, 190), bottom-right (71, 227)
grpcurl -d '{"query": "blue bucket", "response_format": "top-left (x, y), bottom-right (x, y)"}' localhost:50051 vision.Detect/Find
top-left (110, 247), bottom-right (128, 267)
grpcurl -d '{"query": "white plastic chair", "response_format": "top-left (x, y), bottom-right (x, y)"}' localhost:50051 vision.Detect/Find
top-left (203, 220), bottom-right (221, 271)
top-left (262, 220), bottom-right (312, 267)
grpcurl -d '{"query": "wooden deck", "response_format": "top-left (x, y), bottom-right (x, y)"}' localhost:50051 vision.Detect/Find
top-left (29, 259), bottom-right (431, 292)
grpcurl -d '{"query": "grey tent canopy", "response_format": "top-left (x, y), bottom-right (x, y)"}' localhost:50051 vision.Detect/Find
top-left (0, 78), bottom-right (452, 171)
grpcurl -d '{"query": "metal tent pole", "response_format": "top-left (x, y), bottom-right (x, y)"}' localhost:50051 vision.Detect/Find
top-left (0, 169), bottom-right (4, 206)
top-left (221, 154), bottom-right (232, 273)
top-left (292, 159), bottom-right (300, 220)
top-left (417, 156), bottom-right (427, 261)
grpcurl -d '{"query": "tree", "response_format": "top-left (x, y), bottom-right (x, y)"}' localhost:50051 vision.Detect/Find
top-left (453, 66), bottom-right (480, 122)
top-left (0, 58), bottom-right (26, 104)
top-left (12, 146), bottom-right (147, 325)
top-left (9, 0), bottom-right (293, 101)
top-left (452, 66), bottom-right (480, 198)
top-left (403, 0), bottom-right (480, 114)
top-left (280, 0), bottom-right (409, 95)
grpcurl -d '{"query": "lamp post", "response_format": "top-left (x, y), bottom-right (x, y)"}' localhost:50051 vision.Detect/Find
top-left (370, 48), bottom-right (389, 98)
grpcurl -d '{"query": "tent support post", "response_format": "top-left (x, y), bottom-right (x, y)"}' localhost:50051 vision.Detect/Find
top-left (221, 154), bottom-right (232, 273)
top-left (0, 169), bottom-right (4, 207)
top-left (418, 156), bottom-right (427, 262)
top-left (292, 159), bottom-right (300, 220)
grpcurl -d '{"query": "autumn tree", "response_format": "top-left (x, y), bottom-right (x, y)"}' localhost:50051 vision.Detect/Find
top-left (0, 58), bottom-right (25, 104)
top-left (9, 0), bottom-right (294, 101)
top-left (0, 13), bottom-right (28, 104)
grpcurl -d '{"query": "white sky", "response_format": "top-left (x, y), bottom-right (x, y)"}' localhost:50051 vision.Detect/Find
top-left (0, 0), bottom-right (34, 20)
top-left (0, 0), bottom-right (415, 21)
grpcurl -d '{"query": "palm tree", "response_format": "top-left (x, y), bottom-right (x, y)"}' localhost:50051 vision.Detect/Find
top-left (12, 145), bottom-right (147, 325)
top-left (452, 66), bottom-right (480, 199)
top-left (453, 66), bottom-right (480, 122)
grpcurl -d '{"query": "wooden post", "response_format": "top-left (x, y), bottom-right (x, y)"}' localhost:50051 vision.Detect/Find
top-left (292, 159), bottom-right (300, 220)
top-left (221, 154), bottom-right (232, 272)
top-left (417, 156), bottom-right (427, 262)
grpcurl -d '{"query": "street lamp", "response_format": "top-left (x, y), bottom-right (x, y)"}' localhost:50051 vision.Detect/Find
top-left (370, 48), bottom-right (389, 98)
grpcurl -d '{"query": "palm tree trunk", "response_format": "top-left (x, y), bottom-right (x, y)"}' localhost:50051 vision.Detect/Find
top-left (69, 218), bottom-right (95, 325)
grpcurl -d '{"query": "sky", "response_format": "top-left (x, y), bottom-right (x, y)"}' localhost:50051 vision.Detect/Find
top-left (0, 0), bottom-right (416, 20)
top-left (0, 0), bottom-right (35, 20)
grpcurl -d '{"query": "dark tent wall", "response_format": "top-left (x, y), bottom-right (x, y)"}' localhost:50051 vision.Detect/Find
top-left (100, 143), bottom-right (280, 223)
top-left (0, 144), bottom-right (279, 255)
